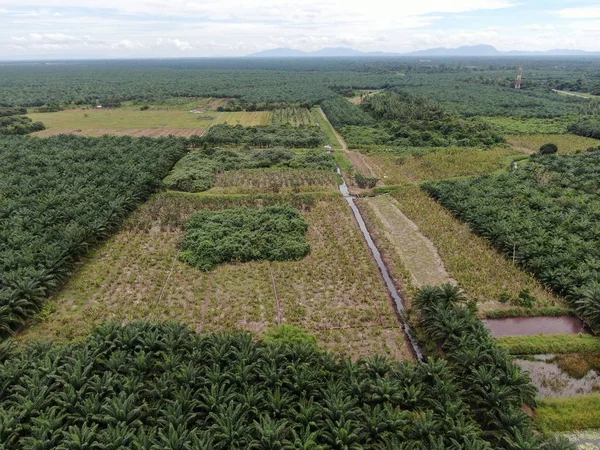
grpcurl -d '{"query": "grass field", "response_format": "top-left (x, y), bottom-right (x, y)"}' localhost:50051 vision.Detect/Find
top-left (536, 395), bottom-right (600, 433)
top-left (479, 116), bottom-right (575, 135)
top-left (507, 134), bottom-right (600, 154)
top-left (20, 192), bottom-right (412, 360)
top-left (393, 147), bottom-right (524, 182)
top-left (497, 334), bottom-right (600, 355)
top-left (28, 106), bottom-right (272, 137)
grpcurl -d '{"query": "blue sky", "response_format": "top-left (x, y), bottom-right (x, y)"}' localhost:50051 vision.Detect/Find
top-left (1, 0), bottom-right (599, 59)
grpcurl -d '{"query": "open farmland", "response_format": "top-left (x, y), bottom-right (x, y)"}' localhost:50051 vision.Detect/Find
top-left (20, 192), bottom-right (412, 360)
top-left (6, 56), bottom-right (600, 449)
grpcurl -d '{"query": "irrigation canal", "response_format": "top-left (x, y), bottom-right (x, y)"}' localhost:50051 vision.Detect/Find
top-left (337, 168), bottom-right (425, 362)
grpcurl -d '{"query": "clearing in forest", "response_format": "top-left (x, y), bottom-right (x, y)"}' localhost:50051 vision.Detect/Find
top-left (20, 192), bottom-right (412, 361)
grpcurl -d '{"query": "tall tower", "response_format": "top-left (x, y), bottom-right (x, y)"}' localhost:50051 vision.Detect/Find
top-left (515, 64), bottom-right (523, 89)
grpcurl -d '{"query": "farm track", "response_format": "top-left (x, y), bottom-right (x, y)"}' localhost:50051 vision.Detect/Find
top-left (318, 107), bottom-right (347, 150)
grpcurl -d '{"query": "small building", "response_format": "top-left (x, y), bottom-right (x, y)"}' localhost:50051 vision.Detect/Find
top-left (96, 105), bottom-right (103, 109)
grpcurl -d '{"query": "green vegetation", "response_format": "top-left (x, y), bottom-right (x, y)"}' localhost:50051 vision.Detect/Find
top-left (164, 147), bottom-right (335, 193)
top-left (506, 134), bottom-right (600, 154)
top-left (423, 151), bottom-right (600, 332)
top-left (179, 204), bottom-right (311, 271)
top-left (539, 142), bottom-right (559, 154)
top-left (497, 334), bottom-right (600, 355)
top-left (479, 116), bottom-right (574, 135)
top-left (355, 172), bottom-right (379, 189)
top-left (0, 135), bottom-right (186, 334)
top-left (202, 124), bottom-right (325, 147)
top-left (1, 321), bottom-right (494, 449)
top-left (536, 395), bottom-right (600, 433)
top-left (320, 96), bottom-right (375, 127)
top-left (271, 107), bottom-right (316, 126)
top-left (568, 117), bottom-right (600, 140)
top-left (0, 106), bottom-right (44, 135)
top-left (340, 92), bottom-right (504, 149)
top-left (554, 352), bottom-right (600, 379)
top-left (414, 284), bottom-right (569, 449)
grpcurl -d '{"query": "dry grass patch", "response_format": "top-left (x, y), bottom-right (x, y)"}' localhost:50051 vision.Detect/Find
top-left (388, 185), bottom-right (562, 312)
top-left (211, 168), bottom-right (338, 194)
top-left (210, 111), bottom-right (272, 126)
top-left (356, 196), bottom-right (454, 303)
top-left (20, 193), bottom-right (412, 361)
top-left (32, 127), bottom-right (206, 138)
top-left (394, 147), bottom-right (523, 182)
top-left (507, 134), bottom-right (599, 155)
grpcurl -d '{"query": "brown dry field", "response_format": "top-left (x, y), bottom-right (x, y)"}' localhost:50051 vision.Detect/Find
top-left (20, 193), bottom-right (413, 361)
top-left (357, 195), bottom-right (455, 304)
top-left (32, 127), bottom-right (206, 138)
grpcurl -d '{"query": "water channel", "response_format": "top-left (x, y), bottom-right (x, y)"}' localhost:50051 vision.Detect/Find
top-left (337, 169), bottom-right (425, 362)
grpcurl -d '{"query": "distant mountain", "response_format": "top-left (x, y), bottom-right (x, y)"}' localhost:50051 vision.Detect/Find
top-left (405, 45), bottom-right (499, 56)
top-left (247, 47), bottom-right (401, 58)
top-left (247, 45), bottom-right (600, 58)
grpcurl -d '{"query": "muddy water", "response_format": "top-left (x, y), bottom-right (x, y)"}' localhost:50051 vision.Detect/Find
top-left (515, 355), bottom-right (600, 397)
top-left (483, 316), bottom-right (586, 337)
top-left (337, 169), bottom-right (424, 362)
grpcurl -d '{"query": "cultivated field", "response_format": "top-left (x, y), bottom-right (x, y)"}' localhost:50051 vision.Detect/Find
top-left (209, 111), bottom-right (272, 126)
top-left (20, 192), bottom-right (412, 361)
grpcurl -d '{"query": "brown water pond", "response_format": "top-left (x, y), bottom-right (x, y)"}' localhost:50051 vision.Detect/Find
top-left (483, 316), bottom-right (585, 337)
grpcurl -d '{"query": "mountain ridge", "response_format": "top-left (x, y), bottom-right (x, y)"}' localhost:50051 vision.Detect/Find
top-left (248, 45), bottom-right (600, 57)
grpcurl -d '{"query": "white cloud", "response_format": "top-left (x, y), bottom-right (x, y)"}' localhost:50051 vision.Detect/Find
top-left (525, 24), bottom-right (555, 32)
top-left (555, 7), bottom-right (600, 19)
top-left (156, 38), bottom-right (192, 51)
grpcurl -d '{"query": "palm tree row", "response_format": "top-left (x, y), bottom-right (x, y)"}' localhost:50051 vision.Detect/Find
top-left (423, 151), bottom-right (600, 332)
top-left (0, 135), bottom-right (188, 336)
top-left (414, 284), bottom-right (573, 450)
top-left (0, 321), bottom-right (492, 449)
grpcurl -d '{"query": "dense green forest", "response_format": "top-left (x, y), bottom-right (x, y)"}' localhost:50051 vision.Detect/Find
top-left (0, 106), bottom-right (44, 135)
top-left (202, 124), bottom-right (326, 147)
top-left (338, 92), bottom-right (504, 148)
top-left (164, 147), bottom-right (335, 192)
top-left (568, 117), bottom-right (600, 140)
top-left (0, 321), bottom-right (496, 449)
top-left (423, 151), bottom-right (600, 332)
top-left (0, 135), bottom-right (187, 333)
top-left (180, 205), bottom-right (311, 271)
top-left (0, 58), bottom-right (596, 118)
top-left (415, 285), bottom-right (572, 449)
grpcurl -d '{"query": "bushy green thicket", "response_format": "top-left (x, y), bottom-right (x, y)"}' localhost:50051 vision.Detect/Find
top-left (180, 204), bottom-right (311, 271)
top-left (340, 92), bottom-right (504, 149)
top-left (0, 321), bottom-right (495, 449)
top-left (320, 96), bottom-right (375, 127)
top-left (0, 106), bottom-right (44, 135)
top-left (0, 106), bottom-right (26, 117)
top-left (203, 124), bottom-right (326, 148)
top-left (415, 285), bottom-right (574, 450)
top-left (0, 135), bottom-right (187, 334)
top-left (567, 117), bottom-right (600, 140)
top-left (164, 147), bottom-right (336, 192)
top-left (423, 151), bottom-right (600, 332)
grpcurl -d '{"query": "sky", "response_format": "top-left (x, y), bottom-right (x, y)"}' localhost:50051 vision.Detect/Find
top-left (1, 0), bottom-right (600, 59)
